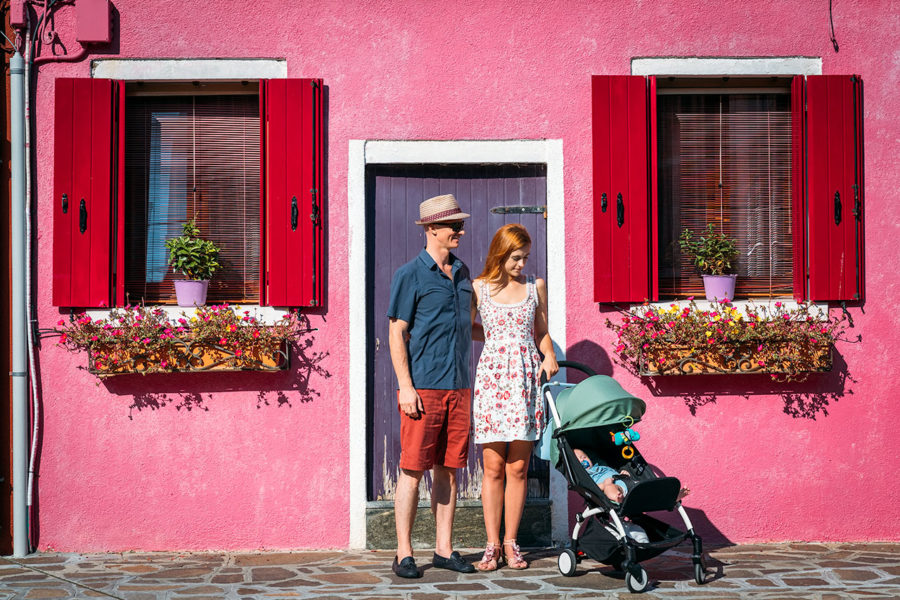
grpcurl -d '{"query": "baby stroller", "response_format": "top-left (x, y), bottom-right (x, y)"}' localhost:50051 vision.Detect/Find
top-left (542, 362), bottom-right (706, 593)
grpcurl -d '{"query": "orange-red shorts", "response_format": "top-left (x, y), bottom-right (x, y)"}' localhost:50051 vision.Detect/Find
top-left (398, 388), bottom-right (471, 471)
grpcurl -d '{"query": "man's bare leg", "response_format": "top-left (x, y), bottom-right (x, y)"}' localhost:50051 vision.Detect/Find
top-left (395, 468), bottom-right (423, 559)
top-left (431, 464), bottom-right (457, 558)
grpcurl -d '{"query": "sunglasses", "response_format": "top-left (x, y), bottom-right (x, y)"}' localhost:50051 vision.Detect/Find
top-left (434, 221), bottom-right (465, 233)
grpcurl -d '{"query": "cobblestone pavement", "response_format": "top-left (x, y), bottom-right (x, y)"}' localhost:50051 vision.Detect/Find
top-left (1, 543), bottom-right (898, 599)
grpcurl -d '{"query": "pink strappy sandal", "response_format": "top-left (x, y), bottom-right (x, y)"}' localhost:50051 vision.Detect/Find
top-left (504, 539), bottom-right (528, 570)
top-left (475, 542), bottom-right (501, 571)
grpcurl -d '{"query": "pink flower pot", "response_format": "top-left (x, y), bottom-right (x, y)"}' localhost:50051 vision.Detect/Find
top-left (174, 280), bottom-right (209, 307)
top-left (701, 274), bottom-right (737, 302)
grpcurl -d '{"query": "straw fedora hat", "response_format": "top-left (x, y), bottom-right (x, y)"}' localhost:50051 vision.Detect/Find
top-left (415, 194), bottom-right (470, 225)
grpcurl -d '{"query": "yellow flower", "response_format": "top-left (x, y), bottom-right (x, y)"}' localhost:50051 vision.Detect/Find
top-left (705, 331), bottom-right (712, 337)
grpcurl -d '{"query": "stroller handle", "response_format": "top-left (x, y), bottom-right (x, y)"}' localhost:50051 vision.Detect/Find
top-left (540, 361), bottom-right (597, 431)
top-left (539, 360), bottom-right (597, 385)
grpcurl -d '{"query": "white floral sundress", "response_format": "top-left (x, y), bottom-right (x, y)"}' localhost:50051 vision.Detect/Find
top-left (473, 276), bottom-right (544, 444)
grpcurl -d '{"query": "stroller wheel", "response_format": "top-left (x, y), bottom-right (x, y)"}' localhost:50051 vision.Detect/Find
top-left (625, 565), bottom-right (649, 593)
top-left (558, 549), bottom-right (578, 577)
top-left (693, 554), bottom-right (708, 584)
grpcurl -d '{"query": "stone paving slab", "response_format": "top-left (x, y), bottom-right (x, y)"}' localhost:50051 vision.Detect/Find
top-left (1, 543), bottom-right (898, 599)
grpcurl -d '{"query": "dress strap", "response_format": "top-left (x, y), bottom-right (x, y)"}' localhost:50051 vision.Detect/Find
top-left (527, 276), bottom-right (537, 303)
top-left (478, 279), bottom-right (489, 309)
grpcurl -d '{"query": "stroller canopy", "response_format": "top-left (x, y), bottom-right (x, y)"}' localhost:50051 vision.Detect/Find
top-left (549, 375), bottom-right (646, 466)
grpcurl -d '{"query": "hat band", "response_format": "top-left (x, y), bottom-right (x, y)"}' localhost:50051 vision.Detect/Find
top-left (420, 208), bottom-right (463, 223)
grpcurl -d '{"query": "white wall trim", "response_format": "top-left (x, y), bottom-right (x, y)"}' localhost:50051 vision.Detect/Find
top-left (348, 139), bottom-right (568, 549)
top-left (631, 56), bottom-right (822, 76)
top-left (91, 58), bottom-right (287, 80)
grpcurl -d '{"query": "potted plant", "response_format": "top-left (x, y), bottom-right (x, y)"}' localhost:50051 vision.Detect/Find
top-left (165, 220), bottom-right (221, 307)
top-left (679, 223), bottom-right (739, 301)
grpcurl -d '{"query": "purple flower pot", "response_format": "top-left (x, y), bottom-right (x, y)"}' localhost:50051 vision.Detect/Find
top-left (701, 274), bottom-right (737, 302)
top-left (174, 280), bottom-right (209, 307)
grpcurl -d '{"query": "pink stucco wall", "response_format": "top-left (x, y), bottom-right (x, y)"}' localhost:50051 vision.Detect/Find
top-left (30, 0), bottom-right (898, 550)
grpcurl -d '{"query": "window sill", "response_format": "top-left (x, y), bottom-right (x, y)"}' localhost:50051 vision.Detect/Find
top-left (638, 299), bottom-right (829, 320)
top-left (82, 305), bottom-right (292, 326)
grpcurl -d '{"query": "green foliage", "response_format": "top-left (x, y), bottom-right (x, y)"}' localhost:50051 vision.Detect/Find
top-left (54, 304), bottom-right (310, 376)
top-left (605, 299), bottom-right (848, 381)
top-left (165, 220), bottom-right (221, 281)
top-left (678, 223), bottom-right (738, 276)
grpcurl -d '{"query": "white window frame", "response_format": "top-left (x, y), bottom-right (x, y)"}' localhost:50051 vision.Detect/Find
top-left (634, 56), bottom-right (823, 309)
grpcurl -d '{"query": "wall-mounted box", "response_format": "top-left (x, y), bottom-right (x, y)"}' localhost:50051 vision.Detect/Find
top-left (76, 0), bottom-right (111, 44)
top-left (9, 0), bottom-right (27, 28)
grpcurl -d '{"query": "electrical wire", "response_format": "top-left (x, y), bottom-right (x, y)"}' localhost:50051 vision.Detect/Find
top-left (829, 0), bottom-right (839, 52)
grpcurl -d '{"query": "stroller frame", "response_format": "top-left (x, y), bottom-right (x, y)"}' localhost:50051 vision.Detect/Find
top-left (543, 362), bottom-right (707, 593)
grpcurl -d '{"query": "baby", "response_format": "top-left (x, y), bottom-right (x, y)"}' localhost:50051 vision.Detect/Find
top-left (573, 448), bottom-right (630, 504)
top-left (573, 447), bottom-right (692, 505)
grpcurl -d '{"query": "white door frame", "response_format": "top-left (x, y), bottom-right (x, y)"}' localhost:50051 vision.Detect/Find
top-left (347, 140), bottom-right (567, 548)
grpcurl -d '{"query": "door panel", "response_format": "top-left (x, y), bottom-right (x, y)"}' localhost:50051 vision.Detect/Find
top-left (368, 164), bottom-right (548, 501)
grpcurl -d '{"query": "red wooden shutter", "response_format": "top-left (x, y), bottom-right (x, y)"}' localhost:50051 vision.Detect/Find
top-left (592, 75), bottom-right (655, 303)
top-left (805, 75), bottom-right (864, 302)
top-left (791, 75), bottom-right (808, 301)
top-left (260, 79), bottom-right (324, 307)
top-left (52, 78), bottom-right (119, 307)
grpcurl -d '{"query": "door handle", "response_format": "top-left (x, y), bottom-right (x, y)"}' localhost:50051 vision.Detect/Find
top-left (616, 193), bottom-right (624, 228)
top-left (291, 196), bottom-right (298, 231)
top-left (601, 192), bottom-right (607, 213)
top-left (834, 190), bottom-right (842, 225)
top-left (79, 199), bottom-right (87, 233)
top-left (62, 193), bottom-right (68, 214)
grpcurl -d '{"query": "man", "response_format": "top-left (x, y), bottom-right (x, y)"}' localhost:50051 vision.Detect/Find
top-left (387, 194), bottom-right (476, 578)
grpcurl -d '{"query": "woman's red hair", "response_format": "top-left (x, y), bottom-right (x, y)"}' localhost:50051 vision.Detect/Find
top-left (478, 224), bottom-right (532, 285)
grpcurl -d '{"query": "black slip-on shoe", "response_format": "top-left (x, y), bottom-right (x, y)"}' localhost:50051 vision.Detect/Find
top-left (432, 551), bottom-right (476, 573)
top-left (392, 555), bottom-right (421, 579)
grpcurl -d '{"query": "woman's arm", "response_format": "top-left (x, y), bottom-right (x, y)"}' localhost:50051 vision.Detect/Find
top-left (471, 278), bottom-right (484, 342)
top-left (534, 278), bottom-right (558, 379)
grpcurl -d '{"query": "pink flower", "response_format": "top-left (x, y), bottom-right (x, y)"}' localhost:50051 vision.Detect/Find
top-left (757, 344), bottom-right (763, 352)
top-left (252, 331), bottom-right (260, 338)
top-left (235, 349), bottom-right (243, 357)
top-left (90, 336), bottom-right (98, 341)
top-left (59, 333), bottom-right (67, 344)
top-left (219, 338), bottom-right (227, 345)
top-left (758, 360), bottom-right (766, 366)
top-left (775, 301), bottom-right (782, 308)
top-left (160, 361), bottom-right (168, 368)
top-left (57, 319), bottom-right (65, 326)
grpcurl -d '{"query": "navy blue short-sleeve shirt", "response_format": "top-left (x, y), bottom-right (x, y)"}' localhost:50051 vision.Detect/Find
top-left (387, 249), bottom-right (473, 390)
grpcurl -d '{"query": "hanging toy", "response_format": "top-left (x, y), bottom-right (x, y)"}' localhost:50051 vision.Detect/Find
top-left (610, 416), bottom-right (640, 460)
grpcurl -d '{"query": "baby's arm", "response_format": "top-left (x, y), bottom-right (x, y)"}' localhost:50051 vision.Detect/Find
top-left (598, 477), bottom-right (624, 503)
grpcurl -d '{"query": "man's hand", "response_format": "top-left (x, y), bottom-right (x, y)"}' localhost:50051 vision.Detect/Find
top-left (398, 386), bottom-right (424, 419)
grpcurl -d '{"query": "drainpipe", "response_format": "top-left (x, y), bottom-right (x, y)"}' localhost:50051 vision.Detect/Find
top-left (10, 49), bottom-right (29, 557)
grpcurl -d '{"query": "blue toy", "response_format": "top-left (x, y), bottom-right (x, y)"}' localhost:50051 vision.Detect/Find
top-left (611, 428), bottom-right (640, 446)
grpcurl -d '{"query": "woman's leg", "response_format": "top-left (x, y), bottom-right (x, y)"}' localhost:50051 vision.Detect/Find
top-left (502, 440), bottom-right (533, 561)
top-left (480, 442), bottom-right (507, 546)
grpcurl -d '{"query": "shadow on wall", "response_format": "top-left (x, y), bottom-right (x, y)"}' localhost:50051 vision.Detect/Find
top-left (100, 324), bottom-right (331, 419)
top-left (644, 349), bottom-right (854, 420)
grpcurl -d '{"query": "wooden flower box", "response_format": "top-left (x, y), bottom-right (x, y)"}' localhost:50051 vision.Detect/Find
top-left (88, 339), bottom-right (290, 377)
top-left (638, 342), bottom-right (832, 376)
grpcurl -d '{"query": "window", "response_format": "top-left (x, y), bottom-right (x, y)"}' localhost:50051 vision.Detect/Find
top-left (591, 74), bottom-right (864, 304)
top-left (124, 87), bottom-right (260, 304)
top-left (52, 77), bottom-right (324, 308)
top-left (657, 81), bottom-right (793, 298)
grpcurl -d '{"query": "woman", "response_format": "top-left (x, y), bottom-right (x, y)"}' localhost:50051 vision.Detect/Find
top-left (471, 223), bottom-right (558, 571)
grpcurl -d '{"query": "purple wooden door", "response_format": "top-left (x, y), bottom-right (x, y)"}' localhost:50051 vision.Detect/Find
top-left (367, 164), bottom-right (549, 501)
